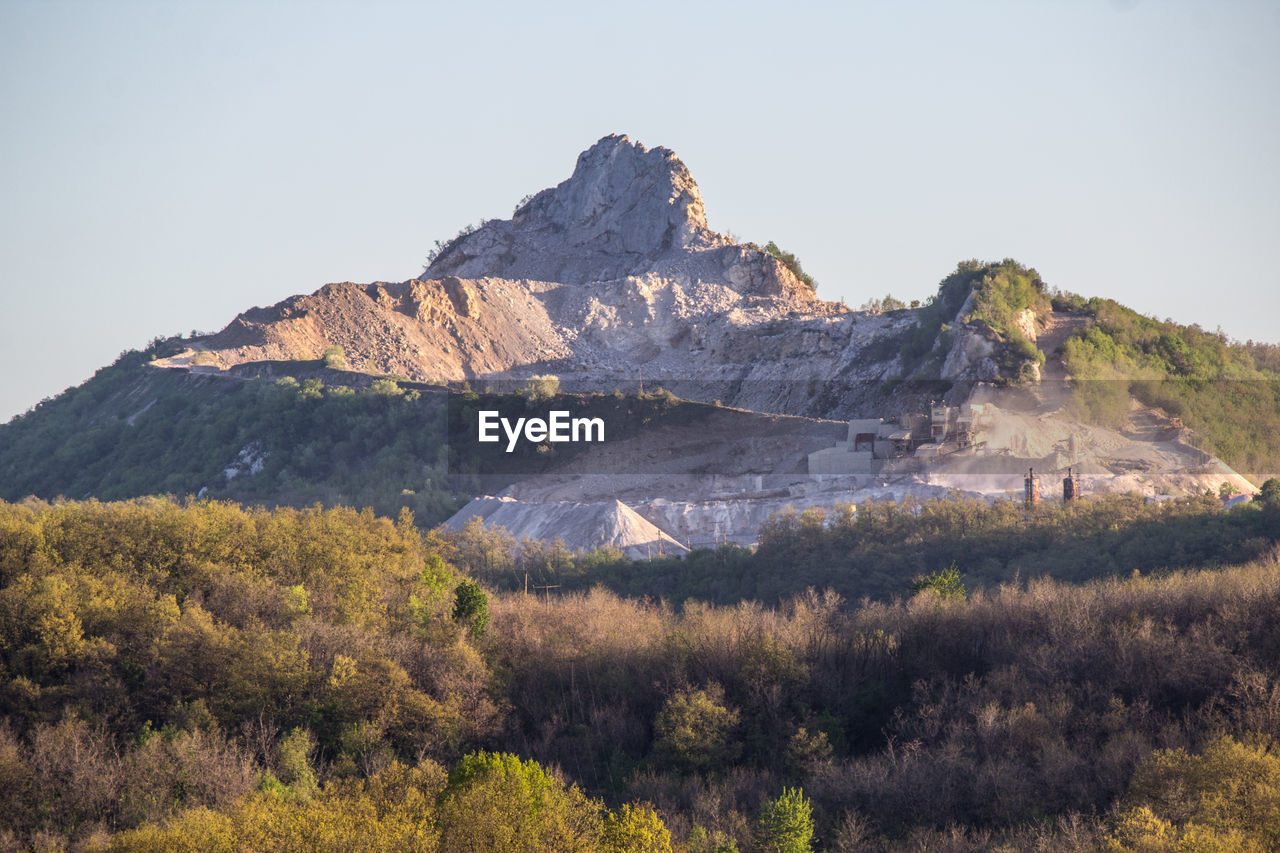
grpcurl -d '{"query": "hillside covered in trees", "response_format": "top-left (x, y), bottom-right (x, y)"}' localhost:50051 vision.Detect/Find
top-left (2, 495), bottom-right (1280, 850)
top-left (0, 348), bottom-right (462, 524)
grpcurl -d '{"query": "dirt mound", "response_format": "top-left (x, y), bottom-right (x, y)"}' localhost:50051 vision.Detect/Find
top-left (183, 277), bottom-right (570, 382)
top-left (444, 496), bottom-right (688, 559)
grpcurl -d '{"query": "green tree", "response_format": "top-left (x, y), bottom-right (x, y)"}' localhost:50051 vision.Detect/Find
top-left (685, 826), bottom-right (740, 853)
top-left (281, 584), bottom-right (311, 621)
top-left (909, 564), bottom-right (967, 600)
top-left (298, 377), bottom-right (324, 399)
top-left (761, 241), bottom-right (817, 291)
top-left (652, 685), bottom-right (741, 774)
top-left (859, 294), bottom-right (907, 313)
top-left (522, 374), bottom-right (560, 402)
top-left (452, 580), bottom-right (490, 638)
top-left (367, 378), bottom-right (402, 396)
top-left (436, 751), bottom-right (603, 853)
top-left (1259, 478), bottom-right (1280, 508)
top-left (602, 802), bottom-right (674, 853)
top-left (752, 787), bottom-right (813, 853)
top-left (274, 727), bottom-right (318, 801)
top-left (321, 345), bottom-right (347, 369)
top-left (1105, 735), bottom-right (1280, 852)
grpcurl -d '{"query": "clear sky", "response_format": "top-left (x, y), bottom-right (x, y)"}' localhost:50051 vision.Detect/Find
top-left (2, 0), bottom-right (1277, 422)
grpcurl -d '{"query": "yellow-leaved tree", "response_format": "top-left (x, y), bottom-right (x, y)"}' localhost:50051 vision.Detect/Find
top-left (1105, 735), bottom-right (1280, 852)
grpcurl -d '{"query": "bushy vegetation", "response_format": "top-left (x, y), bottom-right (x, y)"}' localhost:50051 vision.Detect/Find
top-left (320, 345), bottom-right (347, 370)
top-left (422, 219), bottom-right (487, 273)
top-left (962, 260), bottom-right (1051, 350)
top-left (5, 496), bottom-right (1280, 849)
top-left (485, 548), bottom-right (1280, 850)
top-left (896, 263), bottom-right (974, 369)
top-left (521, 373), bottom-right (561, 402)
top-left (0, 498), bottom-right (497, 847)
top-left (1059, 296), bottom-right (1280, 481)
top-left (761, 241), bottom-right (818, 292)
top-left (857, 295), bottom-right (911, 314)
top-left (457, 492), bottom-right (1279, 606)
top-left (895, 259), bottom-right (1050, 379)
top-left (0, 353), bottom-right (463, 525)
top-left (1104, 735), bottom-right (1280, 851)
top-left (88, 752), bottom-right (677, 853)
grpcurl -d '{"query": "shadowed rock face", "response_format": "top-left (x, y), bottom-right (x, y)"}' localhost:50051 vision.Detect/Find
top-left (425, 134), bottom-right (730, 285)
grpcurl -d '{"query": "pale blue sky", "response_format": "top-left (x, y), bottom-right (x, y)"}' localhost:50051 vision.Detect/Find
top-left (2, 1), bottom-right (1278, 421)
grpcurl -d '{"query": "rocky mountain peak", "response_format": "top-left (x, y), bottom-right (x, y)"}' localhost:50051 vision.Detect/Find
top-left (529, 133), bottom-right (714, 249)
top-left (423, 134), bottom-right (744, 286)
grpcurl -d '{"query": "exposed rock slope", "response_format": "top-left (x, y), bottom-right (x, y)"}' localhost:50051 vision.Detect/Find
top-left (428, 135), bottom-right (727, 286)
top-left (159, 134), bottom-right (933, 419)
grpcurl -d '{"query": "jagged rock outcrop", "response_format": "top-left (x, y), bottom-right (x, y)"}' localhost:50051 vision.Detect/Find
top-left (425, 134), bottom-right (810, 299)
top-left (941, 329), bottom-right (998, 381)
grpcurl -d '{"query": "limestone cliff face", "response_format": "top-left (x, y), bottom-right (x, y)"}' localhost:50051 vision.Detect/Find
top-left (425, 134), bottom-right (811, 299)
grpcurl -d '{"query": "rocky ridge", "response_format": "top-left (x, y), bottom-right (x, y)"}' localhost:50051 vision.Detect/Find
top-left (426, 134), bottom-right (810, 298)
top-left (159, 134), bottom-right (939, 420)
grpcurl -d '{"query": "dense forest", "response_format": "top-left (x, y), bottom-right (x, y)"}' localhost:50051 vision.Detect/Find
top-left (4, 258), bottom-right (1280, 849)
top-left (2, 494), bottom-right (1279, 850)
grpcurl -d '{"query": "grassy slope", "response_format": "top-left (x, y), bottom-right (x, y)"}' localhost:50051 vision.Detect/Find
top-left (1055, 294), bottom-right (1280, 483)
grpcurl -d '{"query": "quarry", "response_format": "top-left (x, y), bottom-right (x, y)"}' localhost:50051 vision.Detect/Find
top-left (141, 133), bottom-right (1259, 555)
top-left (447, 383), bottom-right (1252, 552)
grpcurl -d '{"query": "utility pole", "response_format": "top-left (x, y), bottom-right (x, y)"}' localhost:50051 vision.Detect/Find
top-left (532, 583), bottom-right (560, 605)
